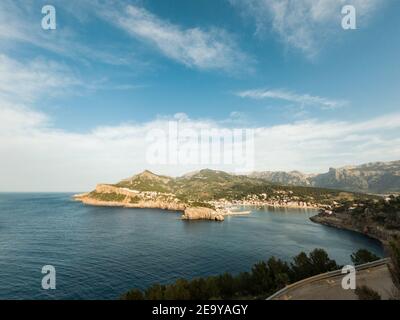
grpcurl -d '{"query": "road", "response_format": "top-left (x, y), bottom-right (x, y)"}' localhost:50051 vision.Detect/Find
top-left (269, 259), bottom-right (396, 300)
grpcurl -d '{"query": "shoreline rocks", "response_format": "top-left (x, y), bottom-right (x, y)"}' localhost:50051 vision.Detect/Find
top-left (182, 207), bottom-right (224, 222)
top-left (310, 213), bottom-right (400, 245)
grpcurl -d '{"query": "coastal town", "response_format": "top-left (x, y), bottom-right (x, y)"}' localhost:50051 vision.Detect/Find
top-left (74, 170), bottom-right (357, 222)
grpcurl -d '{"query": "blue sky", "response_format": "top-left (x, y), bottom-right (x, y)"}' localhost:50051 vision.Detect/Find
top-left (1, 0), bottom-right (400, 191)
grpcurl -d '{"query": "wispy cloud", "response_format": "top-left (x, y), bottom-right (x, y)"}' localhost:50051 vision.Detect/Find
top-left (0, 1), bottom-right (250, 73)
top-left (0, 53), bottom-right (143, 108)
top-left (98, 4), bottom-right (251, 72)
top-left (230, 0), bottom-right (382, 57)
top-left (0, 0), bottom-right (136, 66)
top-left (0, 54), bottom-right (82, 104)
top-left (236, 88), bottom-right (347, 109)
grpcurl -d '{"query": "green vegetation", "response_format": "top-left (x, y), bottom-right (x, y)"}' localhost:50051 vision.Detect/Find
top-left (129, 195), bottom-right (141, 204)
top-left (117, 179), bottom-right (171, 193)
top-left (116, 170), bottom-right (173, 193)
top-left (121, 248), bottom-right (340, 300)
top-left (187, 202), bottom-right (215, 209)
top-left (355, 286), bottom-right (381, 300)
top-left (89, 192), bottom-right (126, 202)
top-left (334, 196), bottom-right (400, 231)
top-left (123, 289), bottom-right (145, 300)
top-left (351, 249), bottom-right (380, 266)
top-left (114, 169), bottom-right (377, 206)
top-left (388, 238), bottom-right (400, 296)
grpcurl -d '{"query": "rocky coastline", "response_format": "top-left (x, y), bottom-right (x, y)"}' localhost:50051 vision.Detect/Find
top-left (74, 169), bottom-right (377, 223)
top-left (310, 208), bottom-right (400, 246)
top-left (74, 183), bottom-right (320, 222)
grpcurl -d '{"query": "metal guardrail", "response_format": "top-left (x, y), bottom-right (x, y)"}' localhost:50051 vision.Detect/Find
top-left (266, 258), bottom-right (390, 300)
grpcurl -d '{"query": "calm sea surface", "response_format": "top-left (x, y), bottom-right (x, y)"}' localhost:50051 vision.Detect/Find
top-left (0, 193), bottom-right (383, 299)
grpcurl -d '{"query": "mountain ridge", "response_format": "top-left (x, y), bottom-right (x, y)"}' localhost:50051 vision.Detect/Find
top-left (74, 168), bottom-right (378, 222)
top-left (249, 160), bottom-right (400, 194)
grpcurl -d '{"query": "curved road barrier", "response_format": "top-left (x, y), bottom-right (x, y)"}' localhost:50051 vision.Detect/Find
top-left (267, 258), bottom-right (394, 300)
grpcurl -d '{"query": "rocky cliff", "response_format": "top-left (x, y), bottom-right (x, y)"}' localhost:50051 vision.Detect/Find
top-left (182, 207), bottom-right (224, 221)
top-left (250, 160), bottom-right (400, 194)
top-left (249, 171), bottom-right (313, 186)
top-left (310, 196), bottom-right (400, 244)
top-left (310, 214), bottom-right (398, 244)
top-left (74, 184), bottom-right (186, 211)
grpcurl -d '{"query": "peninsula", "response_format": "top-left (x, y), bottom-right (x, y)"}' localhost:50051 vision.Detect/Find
top-left (74, 169), bottom-right (376, 222)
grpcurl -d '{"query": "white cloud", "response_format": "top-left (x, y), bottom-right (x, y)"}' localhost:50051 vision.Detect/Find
top-left (0, 103), bottom-right (49, 134)
top-left (0, 53), bottom-right (398, 191)
top-left (236, 88), bottom-right (347, 109)
top-left (0, 0), bottom-right (136, 66)
top-left (0, 54), bottom-right (81, 104)
top-left (0, 54), bottom-right (79, 138)
top-left (230, 0), bottom-right (382, 57)
top-left (100, 4), bottom-right (250, 72)
top-left (256, 114), bottom-right (400, 172)
top-left (0, 1), bottom-right (250, 72)
top-left (1, 100), bottom-right (400, 191)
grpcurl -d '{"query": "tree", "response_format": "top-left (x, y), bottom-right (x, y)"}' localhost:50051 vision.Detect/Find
top-left (351, 249), bottom-right (380, 266)
top-left (290, 252), bottom-right (314, 282)
top-left (204, 276), bottom-right (220, 299)
top-left (290, 249), bottom-right (338, 282)
top-left (216, 273), bottom-right (236, 299)
top-left (250, 261), bottom-right (272, 295)
top-left (235, 272), bottom-right (252, 297)
top-left (188, 278), bottom-right (210, 300)
top-left (144, 284), bottom-right (165, 300)
top-left (164, 279), bottom-right (191, 300)
top-left (388, 238), bottom-right (400, 297)
top-left (122, 289), bottom-right (144, 300)
top-left (266, 257), bottom-right (291, 291)
top-left (309, 248), bottom-right (339, 274)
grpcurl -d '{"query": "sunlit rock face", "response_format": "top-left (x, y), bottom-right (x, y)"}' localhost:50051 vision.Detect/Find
top-left (250, 161), bottom-right (400, 194)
